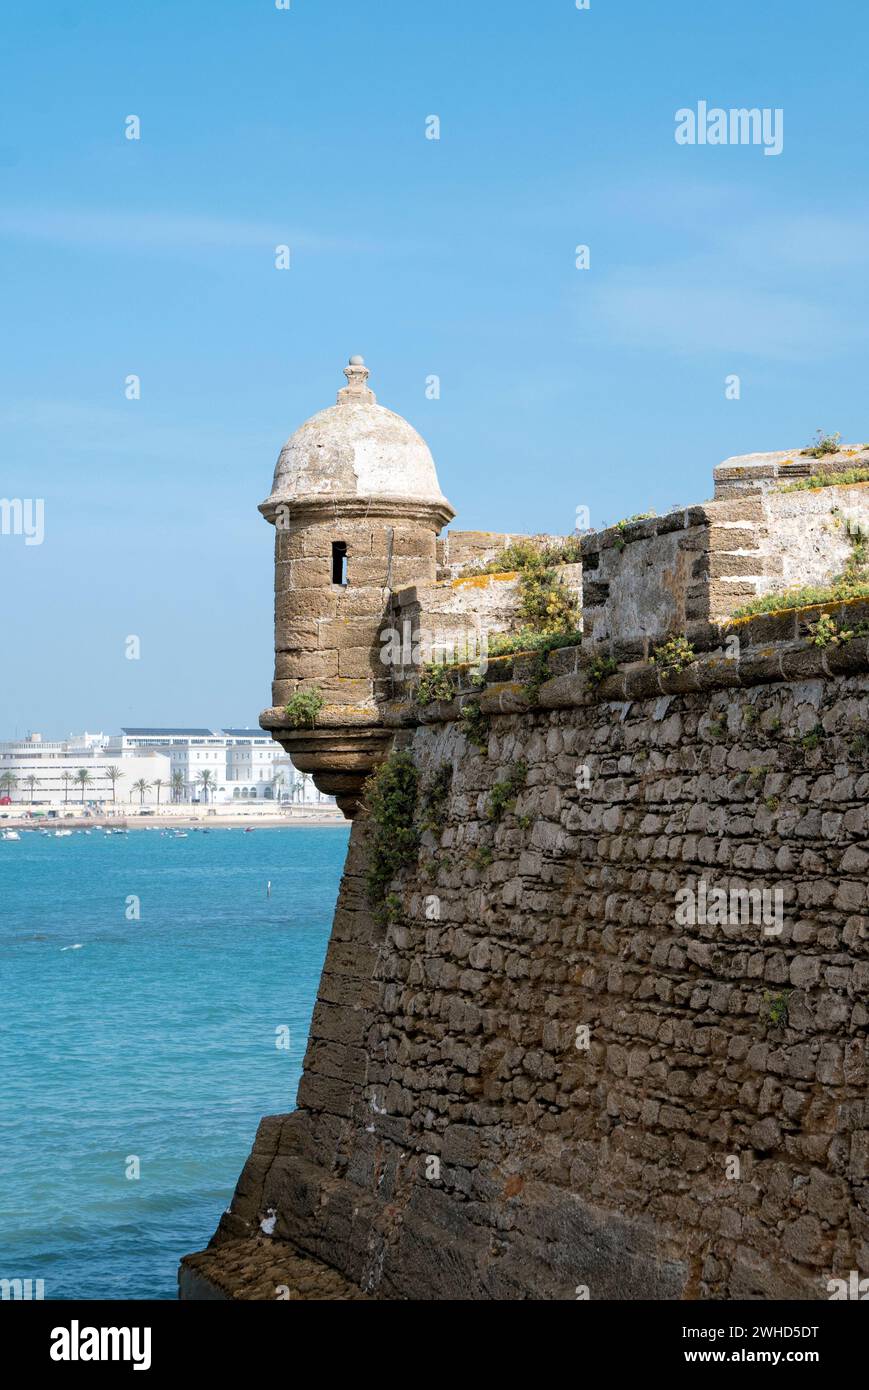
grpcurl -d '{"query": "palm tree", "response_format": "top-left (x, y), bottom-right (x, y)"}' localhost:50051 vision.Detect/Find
top-left (105, 765), bottom-right (123, 804)
top-left (25, 773), bottom-right (39, 804)
top-left (270, 772), bottom-right (284, 802)
top-left (152, 778), bottom-right (165, 806)
top-left (0, 771), bottom-right (17, 802)
top-left (75, 768), bottom-right (93, 804)
top-left (132, 778), bottom-right (151, 806)
top-left (171, 771), bottom-right (185, 804)
top-left (196, 770), bottom-right (215, 805)
top-left (61, 770), bottom-right (71, 805)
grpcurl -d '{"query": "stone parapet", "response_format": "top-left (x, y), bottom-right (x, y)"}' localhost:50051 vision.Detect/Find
top-left (581, 484), bottom-right (869, 656)
top-left (378, 596), bottom-right (869, 722)
top-left (713, 444), bottom-right (869, 499)
top-left (436, 530), bottom-right (566, 581)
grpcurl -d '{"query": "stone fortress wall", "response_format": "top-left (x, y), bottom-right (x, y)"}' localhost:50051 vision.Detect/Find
top-left (180, 368), bottom-right (869, 1299)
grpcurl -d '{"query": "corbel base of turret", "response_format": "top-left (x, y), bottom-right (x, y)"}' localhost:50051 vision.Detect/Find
top-left (259, 712), bottom-right (394, 818)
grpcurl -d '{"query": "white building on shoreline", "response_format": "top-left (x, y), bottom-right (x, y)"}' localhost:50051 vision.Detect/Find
top-left (109, 729), bottom-right (229, 803)
top-left (0, 728), bottom-right (331, 806)
top-left (0, 733), bottom-right (170, 807)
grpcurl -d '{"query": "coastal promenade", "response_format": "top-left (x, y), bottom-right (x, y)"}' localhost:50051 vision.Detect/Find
top-left (0, 804), bottom-right (345, 831)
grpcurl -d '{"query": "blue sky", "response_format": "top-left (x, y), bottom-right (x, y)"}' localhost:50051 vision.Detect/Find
top-left (2, 0), bottom-right (868, 735)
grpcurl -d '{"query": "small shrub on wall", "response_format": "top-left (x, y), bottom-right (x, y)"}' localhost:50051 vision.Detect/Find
top-left (284, 688), bottom-right (324, 728)
top-left (363, 750), bottom-right (420, 922)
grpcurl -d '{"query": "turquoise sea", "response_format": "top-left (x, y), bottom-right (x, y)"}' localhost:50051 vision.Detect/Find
top-left (0, 825), bottom-right (349, 1300)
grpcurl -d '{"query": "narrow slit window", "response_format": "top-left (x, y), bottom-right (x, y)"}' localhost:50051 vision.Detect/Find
top-left (331, 541), bottom-right (348, 586)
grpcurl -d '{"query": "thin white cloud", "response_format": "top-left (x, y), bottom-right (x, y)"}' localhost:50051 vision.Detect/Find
top-left (720, 213), bottom-right (869, 272)
top-left (586, 275), bottom-right (856, 361)
top-left (0, 207), bottom-right (381, 255)
top-left (0, 398), bottom-right (278, 477)
top-left (576, 190), bottom-right (869, 361)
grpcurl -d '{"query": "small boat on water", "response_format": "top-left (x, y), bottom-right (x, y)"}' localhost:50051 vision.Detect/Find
top-left (174, 831), bottom-right (188, 839)
top-left (54, 829), bottom-right (73, 837)
top-left (1, 829), bottom-right (21, 841)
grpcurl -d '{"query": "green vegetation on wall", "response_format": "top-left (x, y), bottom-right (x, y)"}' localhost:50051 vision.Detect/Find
top-left (364, 750), bottom-right (420, 922)
top-left (488, 628), bottom-right (582, 659)
top-left (519, 647), bottom-right (552, 704)
top-left (584, 654), bottom-right (618, 687)
top-left (416, 664), bottom-right (456, 706)
top-left (460, 700), bottom-right (490, 749)
top-left (515, 555), bottom-right (579, 635)
top-left (419, 763), bottom-right (453, 832)
top-left (780, 466), bottom-right (869, 494)
top-left (732, 510), bottom-right (869, 618)
top-left (463, 537), bottom-right (582, 578)
top-left (613, 511), bottom-right (656, 551)
top-left (650, 635), bottom-right (696, 674)
top-left (462, 538), bottom-right (581, 640)
top-left (763, 990), bottom-right (791, 1028)
top-left (486, 761), bottom-right (528, 823)
top-left (801, 430), bottom-right (842, 459)
top-left (284, 688), bottom-right (324, 728)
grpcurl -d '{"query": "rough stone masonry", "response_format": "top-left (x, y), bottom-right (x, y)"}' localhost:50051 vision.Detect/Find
top-left (179, 363), bottom-right (868, 1299)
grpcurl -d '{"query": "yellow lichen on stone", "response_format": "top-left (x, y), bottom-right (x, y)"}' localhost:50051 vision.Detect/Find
top-left (450, 571), bottom-right (518, 589)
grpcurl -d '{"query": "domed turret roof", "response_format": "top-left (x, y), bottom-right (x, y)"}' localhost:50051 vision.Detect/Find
top-left (260, 357), bottom-right (453, 521)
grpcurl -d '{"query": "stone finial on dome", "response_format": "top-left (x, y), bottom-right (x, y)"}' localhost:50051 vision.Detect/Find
top-left (337, 354), bottom-right (376, 405)
top-left (260, 355), bottom-right (455, 524)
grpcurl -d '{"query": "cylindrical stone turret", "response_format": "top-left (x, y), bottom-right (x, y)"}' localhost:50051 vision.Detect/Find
top-left (258, 357), bottom-right (454, 816)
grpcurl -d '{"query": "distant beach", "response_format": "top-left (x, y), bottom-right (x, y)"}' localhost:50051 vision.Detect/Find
top-left (0, 806), bottom-right (345, 832)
